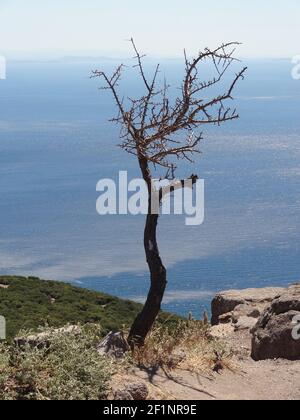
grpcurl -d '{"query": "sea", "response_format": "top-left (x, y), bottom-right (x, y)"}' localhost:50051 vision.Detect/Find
top-left (0, 56), bottom-right (299, 318)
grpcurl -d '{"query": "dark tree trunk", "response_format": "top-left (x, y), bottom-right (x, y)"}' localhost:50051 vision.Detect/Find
top-left (128, 211), bottom-right (167, 347)
top-left (128, 156), bottom-right (167, 347)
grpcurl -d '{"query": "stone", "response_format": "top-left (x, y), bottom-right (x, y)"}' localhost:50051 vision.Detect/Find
top-left (113, 390), bottom-right (134, 400)
top-left (113, 381), bottom-right (148, 400)
top-left (211, 287), bottom-right (285, 325)
top-left (234, 316), bottom-right (258, 331)
top-left (14, 325), bottom-right (82, 349)
top-left (167, 349), bottom-right (187, 368)
top-left (232, 304), bottom-right (261, 322)
top-left (97, 331), bottom-right (129, 358)
top-left (208, 324), bottom-right (235, 339)
top-left (219, 312), bottom-right (234, 324)
top-left (251, 284), bottom-right (300, 361)
top-left (126, 382), bottom-right (149, 400)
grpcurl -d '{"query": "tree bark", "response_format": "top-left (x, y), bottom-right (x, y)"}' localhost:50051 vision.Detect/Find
top-left (128, 212), bottom-right (167, 347)
top-left (128, 156), bottom-right (167, 347)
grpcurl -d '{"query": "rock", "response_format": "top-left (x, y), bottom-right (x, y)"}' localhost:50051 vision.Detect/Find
top-left (234, 316), bottom-right (258, 332)
top-left (167, 349), bottom-right (187, 368)
top-left (97, 331), bottom-right (129, 358)
top-left (232, 304), bottom-right (261, 322)
top-left (126, 382), bottom-right (149, 400)
top-left (113, 381), bottom-right (148, 400)
top-left (208, 324), bottom-right (235, 339)
top-left (211, 287), bottom-right (285, 325)
top-left (251, 284), bottom-right (300, 361)
top-left (219, 313), bottom-right (234, 324)
top-left (113, 390), bottom-right (134, 400)
top-left (14, 325), bottom-right (82, 349)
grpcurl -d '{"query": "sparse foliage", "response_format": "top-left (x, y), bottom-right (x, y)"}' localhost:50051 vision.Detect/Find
top-left (93, 40), bottom-right (246, 345)
top-left (130, 319), bottom-right (232, 374)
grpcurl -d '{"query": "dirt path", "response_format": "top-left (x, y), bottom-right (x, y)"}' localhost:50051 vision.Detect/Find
top-left (132, 331), bottom-right (300, 400)
top-left (133, 359), bottom-right (300, 400)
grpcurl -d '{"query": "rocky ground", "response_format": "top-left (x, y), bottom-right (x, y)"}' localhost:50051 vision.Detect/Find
top-left (110, 285), bottom-right (300, 401)
top-left (110, 329), bottom-right (300, 400)
top-left (5, 283), bottom-right (299, 400)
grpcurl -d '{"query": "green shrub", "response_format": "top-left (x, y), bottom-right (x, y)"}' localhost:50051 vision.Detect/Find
top-left (0, 276), bottom-right (143, 340)
top-left (0, 276), bottom-right (179, 340)
top-left (0, 325), bottom-right (114, 400)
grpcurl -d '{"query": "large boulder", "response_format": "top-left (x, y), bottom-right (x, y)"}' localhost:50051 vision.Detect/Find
top-left (211, 287), bottom-right (285, 326)
top-left (251, 284), bottom-right (300, 361)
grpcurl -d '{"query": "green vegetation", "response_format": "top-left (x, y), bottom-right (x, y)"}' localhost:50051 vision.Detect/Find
top-left (0, 320), bottom-right (228, 400)
top-left (0, 276), bottom-right (178, 340)
top-left (0, 276), bottom-right (141, 340)
top-left (0, 275), bottom-right (187, 400)
top-left (0, 325), bottom-right (113, 400)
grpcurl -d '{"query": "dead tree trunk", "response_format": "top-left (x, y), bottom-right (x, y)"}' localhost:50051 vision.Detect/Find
top-left (128, 158), bottom-right (167, 347)
top-left (128, 211), bottom-right (167, 347)
top-left (92, 39), bottom-right (246, 348)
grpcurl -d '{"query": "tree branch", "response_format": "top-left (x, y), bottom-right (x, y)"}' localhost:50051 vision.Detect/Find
top-left (92, 40), bottom-right (247, 178)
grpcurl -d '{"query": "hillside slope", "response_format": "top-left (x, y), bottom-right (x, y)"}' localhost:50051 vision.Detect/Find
top-left (0, 276), bottom-right (146, 339)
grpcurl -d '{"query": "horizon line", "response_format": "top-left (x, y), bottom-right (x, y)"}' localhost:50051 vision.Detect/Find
top-left (2, 52), bottom-right (295, 64)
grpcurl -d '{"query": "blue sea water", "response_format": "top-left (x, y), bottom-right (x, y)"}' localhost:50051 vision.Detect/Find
top-left (0, 57), bottom-right (300, 318)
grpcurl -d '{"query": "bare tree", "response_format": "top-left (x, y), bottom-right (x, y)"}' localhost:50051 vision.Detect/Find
top-left (92, 39), bottom-right (247, 347)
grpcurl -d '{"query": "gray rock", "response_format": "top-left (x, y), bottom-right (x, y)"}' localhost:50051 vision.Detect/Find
top-left (208, 324), bottom-right (235, 339)
top-left (251, 284), bottom-right (300, 361)
top-left (113, 381), bottom-right (148, 400)
top-left (97, 331), bottom-right (129, 358)
top-left (126, 382), bottom-right (149, 400)
top-left (14, 325), bottom-right (82, 349)
top-left (218, 312), bottom-right (234, 324)
top-left (232, 304), bottom-right (261, 322)
top-left (211, 287), bottom-right (285, 325)
top-left (167, 349), bottom-right (187, 368)
top-left (234, 316), bottom-right (258, 332)
top-left (113, 390), bottom-right (134, 400)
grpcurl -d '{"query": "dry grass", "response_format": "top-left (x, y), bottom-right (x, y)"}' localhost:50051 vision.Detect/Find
top-left (0, 319), bottom-right (234, 400)
top-left (129, 319), bottom-right (233, 374)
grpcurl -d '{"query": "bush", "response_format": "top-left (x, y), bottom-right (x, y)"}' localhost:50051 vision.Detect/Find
top-left (131, 319), bottom-right (231, 373)
top-left (0, 276), bottom-right (179, 340)
top-left (0, 325), bottom-right (114, 400)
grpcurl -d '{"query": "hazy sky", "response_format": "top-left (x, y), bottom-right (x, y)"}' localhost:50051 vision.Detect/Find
top-left (0, 0), bottom-right (299, 58)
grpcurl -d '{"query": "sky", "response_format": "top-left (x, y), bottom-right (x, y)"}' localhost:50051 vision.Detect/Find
top-left (0, 0), bottom-right (300, 59)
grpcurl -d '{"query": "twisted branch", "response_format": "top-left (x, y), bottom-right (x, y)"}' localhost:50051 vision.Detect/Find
top-left (92, 40), bottom-right (247, 177)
